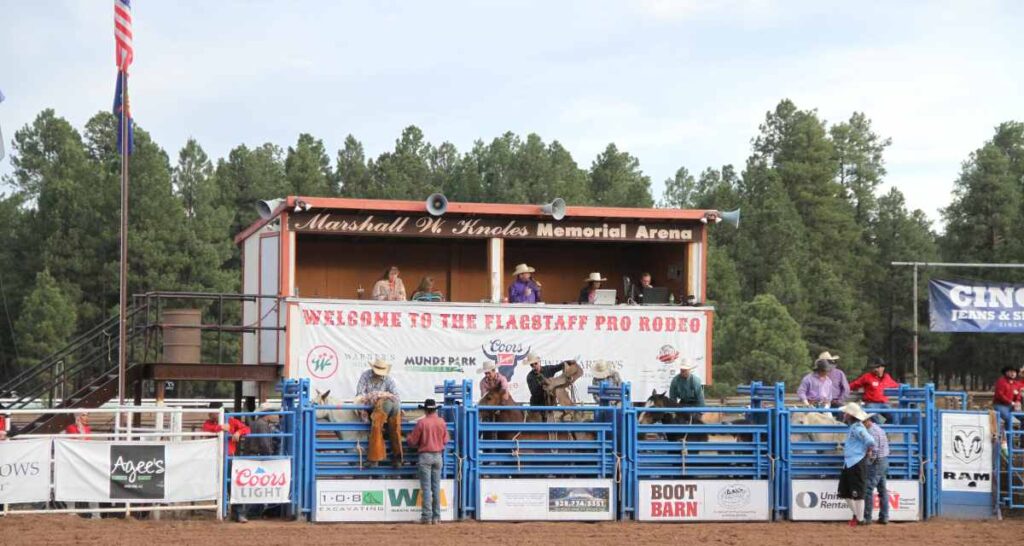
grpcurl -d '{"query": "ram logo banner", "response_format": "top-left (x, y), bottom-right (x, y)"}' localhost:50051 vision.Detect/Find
top-left (929, 279), bottom-right (1024, 332)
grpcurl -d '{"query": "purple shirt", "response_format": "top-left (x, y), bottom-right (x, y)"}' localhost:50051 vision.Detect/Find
top-left (508, 278), bottom-right (542, 303)
top-left (480, 373), bottom-right (509, 394)
top-left (797, 373), bottom-right (834, 405)
top-left (827, 367), bottom-right (850, 403)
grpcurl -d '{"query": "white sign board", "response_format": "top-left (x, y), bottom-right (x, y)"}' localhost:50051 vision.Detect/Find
top-left (638, 480), bottom-right (770, 521)
top-left (940, 412), bottom-right (993, 493)
top-left (0, 439), bottom-right (52, 503)
top-left (231, 458), bottom-right (291, 504)
top-left (290, 300), bottom-right (711, 400)
top-left (479, 478), bottom-right (615, 521)
top-left (53, 439), bottom-right (219, 503)
top-left (790, 479), bottom-right (921, 521)
top-left (315, 479), bottom-right (456, 522)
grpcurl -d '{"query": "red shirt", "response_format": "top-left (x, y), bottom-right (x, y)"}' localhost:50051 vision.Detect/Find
top-left (66, 423), bottom-right (92, 436)
top-left (407, 413), bottom-right (450, 453)
top-left (203, 417), bottom-right (250, 455)
top-left (994, 376), bottom-right (1022, 406)
top-left (0, 415), bottom-right (7, 436)
top-left (849, 372), bottom-right (899, 404)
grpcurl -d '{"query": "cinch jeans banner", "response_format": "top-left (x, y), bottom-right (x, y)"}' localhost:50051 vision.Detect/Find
top-left (929, 279), bottom-right (1024, 333)
top-left (288, 299), bottom-right (713, 401)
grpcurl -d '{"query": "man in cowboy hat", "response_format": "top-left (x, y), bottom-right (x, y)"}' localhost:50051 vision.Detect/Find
top-left (578, 272), bottom-right (607, 304)
top-left (590, 360), bottom-right (622, 403)
top-left (479, 361), bottom-right (512, 402)
top-left (837, 401), bottom-right (876, 527)
top-left (797, 360), bottom-right (835, 407)
top-left (668, 358), bottom-right (705, 408)
top-left (525, 353), bottom-right (564, 416)
top-left (508, 263), bottom-right (542, 303)
top-left (850, 357), bottom-right (900, 423)
top-left (407, 399), bottom-right (449, 525)
top-left (993, 365), bottom-right (1022, 433)
top-left (817, 351), bottom-right (850, 407)
top-left (356, 359), bottom-right (404, 466)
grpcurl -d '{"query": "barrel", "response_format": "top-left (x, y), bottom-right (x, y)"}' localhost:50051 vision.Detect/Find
top-left (162, 309), bottom-right (202, 364)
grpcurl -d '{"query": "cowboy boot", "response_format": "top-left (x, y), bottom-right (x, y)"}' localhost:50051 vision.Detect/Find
top-left (387, 411), bottom-right (404, 467)
top-left (368, 407), bottom-right (387, 463)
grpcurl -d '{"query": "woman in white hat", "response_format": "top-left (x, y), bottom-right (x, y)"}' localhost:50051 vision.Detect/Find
top-left (577, 272), bottom-right (607, 304)
top-left (590, 360), bottom-right (622, 403)
top-left (508, 263), bottom-right (542, 303)
top-left (837, 401), bottom-right (877, 527)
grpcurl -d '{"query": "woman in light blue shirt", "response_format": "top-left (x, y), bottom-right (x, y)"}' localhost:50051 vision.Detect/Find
top-left (838, 402), bottom-right (876, 527)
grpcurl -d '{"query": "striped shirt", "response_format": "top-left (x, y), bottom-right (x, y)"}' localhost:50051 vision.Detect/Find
top-left (866, 422), bottom-right (891, 459)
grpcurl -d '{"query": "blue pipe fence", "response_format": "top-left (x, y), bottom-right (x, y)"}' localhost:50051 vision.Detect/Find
top-left (214, 379), bottom-right (1016, 521)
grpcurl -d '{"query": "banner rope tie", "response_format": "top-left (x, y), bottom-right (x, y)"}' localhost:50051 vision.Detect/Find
top-left (512, 433), bottom-right (522, 473)
top-left (356, 440), bottom-right (364, 470)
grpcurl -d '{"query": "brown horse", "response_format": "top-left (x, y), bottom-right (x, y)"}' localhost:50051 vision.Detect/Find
top-left (478, 386), bottom-right (569, 441)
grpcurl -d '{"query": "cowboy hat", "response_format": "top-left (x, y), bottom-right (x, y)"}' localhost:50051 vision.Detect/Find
top-left (258, 403), bottom-right (278, 413)
top-left (512, 263), bottom-right (536, 276)
top-left (869, 357), bottom-right (886, 369)
top-left (1001, 365), bottom-right (1018, 375)
top-left (583, 272), bottom-right (607, 283)
top-left (370, 358), bottom-right (392, 376)
top-left (591, 360), bottom-right (612, 379)
top-left (866, 412), bottom-right (887, 424)
top-left (480, 361), bottom-right (498, 373)
top-left (678, 358), bottom-right (698, 372)
top-left (840, 401), bottom-right (870, 422)
top-left (524, 352), bottom-right (542, 366)
top-left (817, 351), bottom-right (840, 361)
top-left (813, 360), bottom-right (830, 372)
top-left (418, 398), bottom-right (438, 411)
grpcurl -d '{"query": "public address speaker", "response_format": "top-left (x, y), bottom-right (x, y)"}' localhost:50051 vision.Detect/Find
top-left (426, 193), bottom-right (448, 216)
top-left (256, 198), bottom-right (284, 220)
top-left (541, 198), bottom-right (567, 221)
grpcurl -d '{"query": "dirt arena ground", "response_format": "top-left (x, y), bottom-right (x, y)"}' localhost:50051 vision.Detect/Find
top-left (2, 515), bottom-right (1022, 546)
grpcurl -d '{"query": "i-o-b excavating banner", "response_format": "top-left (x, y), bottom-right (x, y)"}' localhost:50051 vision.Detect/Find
top-left (929, 279), bottom-right (1024, 333)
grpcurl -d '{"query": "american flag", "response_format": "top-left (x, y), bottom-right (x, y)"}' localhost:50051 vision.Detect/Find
top-left (114, 0), bottom-right (133, 72)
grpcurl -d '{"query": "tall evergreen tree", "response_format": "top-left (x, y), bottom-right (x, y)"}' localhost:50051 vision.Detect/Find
top-left (285, 133), bottom-right (333, 197)
top-left (588, 143), bottom-right (654, 207)
top-left (14, 269), bottom-right (77, 372)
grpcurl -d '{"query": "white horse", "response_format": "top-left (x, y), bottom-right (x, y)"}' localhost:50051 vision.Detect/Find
top-left (312, 389), bottom-right (369, 443)
top-left (791, 410), bottom-right (845, 446)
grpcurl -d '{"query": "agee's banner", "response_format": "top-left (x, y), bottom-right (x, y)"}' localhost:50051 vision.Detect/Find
top-left (289, 300), bottom-right (712, 401)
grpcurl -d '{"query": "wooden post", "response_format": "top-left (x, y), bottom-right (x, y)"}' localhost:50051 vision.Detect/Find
top-left (487, 238), bottom-right (504, 303)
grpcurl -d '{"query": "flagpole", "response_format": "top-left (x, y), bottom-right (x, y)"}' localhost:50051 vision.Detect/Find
top-left (118, 69), bottom-right (129, 407)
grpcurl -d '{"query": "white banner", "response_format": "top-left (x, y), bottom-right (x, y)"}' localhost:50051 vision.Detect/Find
top-left (479, 478), bottom-right (615, 521)
top-left (315, 479), bottom-right (456, 522)
top-left (231, 458), bottom-right (291, 504)
top-left (53, 439), bottom-right (219, 503)
top-left (0, 439), bottom-right (52, 503)
top-left (290, 300), bottom-right (711, 401)
top-left (790, 479), bottom-right (921, 521)
top-left (940, 412), bottom-right (994, 493)
top-left (638, 480), bottom-right (769, 521)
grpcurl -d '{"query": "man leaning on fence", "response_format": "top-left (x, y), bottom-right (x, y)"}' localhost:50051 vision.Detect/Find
top-left (407, 399), bottom-right (449, 525)
top-left (862, 414), bottom-right (891, 525)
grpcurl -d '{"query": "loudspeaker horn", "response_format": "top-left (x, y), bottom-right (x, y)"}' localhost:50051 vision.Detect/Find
top-left (426, 193), bottom-right (448, 216)
top-left (719, 208), bottom-right (741, 228)
top-left (541, 198), bottom-right (567, 221)
top-left (256, 198), bottom-right (285, 220)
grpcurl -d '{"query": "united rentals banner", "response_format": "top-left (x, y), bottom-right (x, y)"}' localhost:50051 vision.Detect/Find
top-left (0, 439), bottom-right (52, 504)
top-left (315, 479), bottom-right (457, 522)
top-left (53, 439), bottom-right (219, 502)
top-left (929, 279), bottom-right (1024, 332)
top-left (638, 480), bottom-right (770, 521)
top-left (940, 412), bottom-right (993, 493)
top-left (478, 478), bottom-right (615, 521)
top-left (790, 480), bottom-right (921, 521)
top-left (231, 458), bottom-right (291, 504)
top-left (290, 300), bottom-right (711, 401)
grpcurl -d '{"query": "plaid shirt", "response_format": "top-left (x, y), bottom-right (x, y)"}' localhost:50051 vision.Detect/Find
top-left (866, 422), bottom-right (890, 459)
top-left (356, 370), bottom-right (400, 400)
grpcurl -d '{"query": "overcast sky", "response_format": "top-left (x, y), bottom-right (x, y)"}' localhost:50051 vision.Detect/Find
top-left (1, 1), bottom-right (1022, 225)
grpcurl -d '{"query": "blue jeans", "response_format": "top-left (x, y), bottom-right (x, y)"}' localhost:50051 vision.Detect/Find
top-left (995, 404), bottom-right (1014, 433)
top-left (864, 457), bottom-right (889, 522)
top-left (417, 451), bottom-right (443, 522)
top-left (863, 402), bottom-right (892, 425)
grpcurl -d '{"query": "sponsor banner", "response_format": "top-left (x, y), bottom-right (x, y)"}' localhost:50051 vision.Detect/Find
top-left (231, 458), bottom-right (291, 504)
top-left (479, 478), bottom-right (614, 521)
top-left (790, 480), bottom-right (921, 521)
top-left (53, 439), bottom-right (218, 503)
top-left (315, 479), bottom-right (456, 522)
top-left (940, 412), bottom-right (993, 493)
top-left (0, 439), bottom-right (52, 503)
top-left (638, 480), bottom-right (769, 521)
top-left (929, 279), bottom-right (1024, 332)
top-left (291, 300), bottom-right (711, 400)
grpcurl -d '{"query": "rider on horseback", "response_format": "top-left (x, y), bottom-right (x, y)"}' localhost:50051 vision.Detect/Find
top-left (668, 357), bottom-right (704, 408)
top-left (479, 361), bottom-right (512, 402)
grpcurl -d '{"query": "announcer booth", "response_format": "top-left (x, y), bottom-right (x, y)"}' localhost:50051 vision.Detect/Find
top-left (235, 196), bottom-right (718, 520)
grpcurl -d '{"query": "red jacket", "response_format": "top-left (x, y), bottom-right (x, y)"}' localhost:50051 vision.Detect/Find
top-left (66, 423), bottom-right (92, 436)
top-left (203, 417), bottom-right (250, 455)
top-left (993, 376), bottom-right (1022, 406)
top-left (849, 372), bottom-right (899, 404)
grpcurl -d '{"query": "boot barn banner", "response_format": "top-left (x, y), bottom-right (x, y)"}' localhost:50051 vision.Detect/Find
top-left (929, 279), bottom-right (1024, 333)
top-left (288, 300), bottom-right (712, 401)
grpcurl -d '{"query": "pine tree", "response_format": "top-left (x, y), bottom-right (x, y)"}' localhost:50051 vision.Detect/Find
top-left (716, 294), bottom-right (809, 386)
top-left (14, 270), bottom-right (77, 372)
top-left (285, 133), bottom-right (333, 197)
top-left (588, 143), bottom-right (654, 207)
top-left (336, 135), bottom-right (372, 197)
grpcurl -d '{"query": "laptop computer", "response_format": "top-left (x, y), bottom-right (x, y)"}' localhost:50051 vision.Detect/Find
top-left (593, 289), bottom-right (617, 305)
top-left (641, 286), bottom-right (669, 305)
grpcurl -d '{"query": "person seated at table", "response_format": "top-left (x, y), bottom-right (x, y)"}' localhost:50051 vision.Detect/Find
top-left (578, 272), bottom-right (607, 304)
top-left (507, 263), bottom-right (542, 303)
top-left (629, 272), bottom-right (654, 304)
top-left (411, 276), bottom-right (444, 302)
top-left (372, 265), bottom-right (407, 301)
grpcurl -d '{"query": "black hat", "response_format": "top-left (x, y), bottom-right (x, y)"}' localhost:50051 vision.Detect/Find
top-left (208, 401), bottom-right (223, 409)
top-left (870, 357), bottom-right (886, 368)
top-left (419, 399), bottom-right (438, 410)
top-left (1001, 366), bottom-right (1017, 375)
top-left (813, 360), bottom-right (830, 372)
